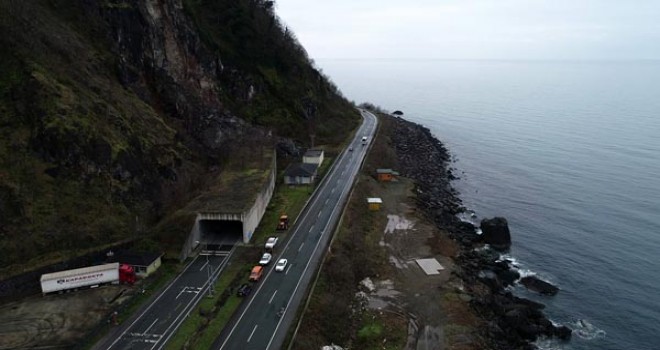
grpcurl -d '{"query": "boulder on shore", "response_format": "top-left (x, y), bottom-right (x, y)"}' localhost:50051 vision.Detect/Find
top-left (480, 217), bottom-right (512, 249)
top-left (520, 276), bottom-right (559, 296)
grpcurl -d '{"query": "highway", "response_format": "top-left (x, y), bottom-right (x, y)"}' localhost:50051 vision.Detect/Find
top-left (213, 110), bottom-right (378, 350)
top-left (95, 247), bottom-right (235, 350)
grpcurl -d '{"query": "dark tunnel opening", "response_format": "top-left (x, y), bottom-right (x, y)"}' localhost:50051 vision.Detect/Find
top-left (199, 220), bottom-right (243, 249)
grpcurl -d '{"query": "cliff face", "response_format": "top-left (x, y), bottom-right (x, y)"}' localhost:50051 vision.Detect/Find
top-left (0, 0), bottom-right (358, 271)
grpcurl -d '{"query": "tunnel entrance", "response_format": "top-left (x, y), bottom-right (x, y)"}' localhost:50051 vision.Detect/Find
top-left (199, 219), bottom-right (243, 251)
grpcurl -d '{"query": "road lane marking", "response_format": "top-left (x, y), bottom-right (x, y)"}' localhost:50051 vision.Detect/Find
top-left (269, 290), bottom-right (278, 304)
top-left (248, 325), bottom-right (258, 342)
top-left (199, 260), bottom-right (208, 271)
top-left (317, 211), bottom-right (322, 218)
top-left (143, 318), bottom-right (159, 336)
top-left (325, 199), bottom-right (329, 205)
top-left (331, 187), bottom-right (335, 193)
top-left (309, 225), bottom-right (315, 233)
top-left (299, 242), bottom-right (305, 252)
top-left (285, 265), bottom-right (292, 275)
top-left (175, 288), bottom-right (185, 300)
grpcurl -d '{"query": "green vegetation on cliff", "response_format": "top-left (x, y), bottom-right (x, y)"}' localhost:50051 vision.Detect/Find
top-left (0, 0), bottom-right (358, 274)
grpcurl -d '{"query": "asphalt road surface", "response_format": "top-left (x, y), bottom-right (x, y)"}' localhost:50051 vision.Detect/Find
top-left (95, 247), bottom-right (235, 350)
top-left (213, 110), bottom-right (378, 350)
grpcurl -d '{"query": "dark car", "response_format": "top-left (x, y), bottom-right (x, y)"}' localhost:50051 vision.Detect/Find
top-left (237, 283), bottom-right (253, 297)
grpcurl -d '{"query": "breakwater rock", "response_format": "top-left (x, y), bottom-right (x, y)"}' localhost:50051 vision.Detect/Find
top-left (388, 115), bottom-right (571, 348)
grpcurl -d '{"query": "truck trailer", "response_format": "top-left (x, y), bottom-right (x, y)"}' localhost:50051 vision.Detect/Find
top-left (40, 262), bottom-right (134, 295)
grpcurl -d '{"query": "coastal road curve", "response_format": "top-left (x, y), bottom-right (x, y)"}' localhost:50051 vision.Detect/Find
top-left (212, 109), bottom-right (378, 350)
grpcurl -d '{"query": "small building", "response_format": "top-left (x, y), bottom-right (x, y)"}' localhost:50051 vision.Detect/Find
top-left (284, 163), bottom-right (318, 185)
top-left (376, 168), bottom-right (399, 182)
top-left (302, 149), bottom-right (324, 166)
top-left (110, 251), bottom-right (163, 278)
top-left (367, 197), bottom-right (383, 211)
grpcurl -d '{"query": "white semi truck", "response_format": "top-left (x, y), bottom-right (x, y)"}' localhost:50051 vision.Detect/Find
top-left (40, 262), bottom-right (135, 294)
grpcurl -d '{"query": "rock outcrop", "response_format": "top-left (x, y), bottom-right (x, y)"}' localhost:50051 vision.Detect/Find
top-left (520, 276), bottom-right (560, 296)
top-left (480, 217), bottom-right (512, 249)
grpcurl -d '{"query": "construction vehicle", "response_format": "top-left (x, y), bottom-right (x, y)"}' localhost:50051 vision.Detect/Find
top-left (276, 214), bottom-right (289, 230)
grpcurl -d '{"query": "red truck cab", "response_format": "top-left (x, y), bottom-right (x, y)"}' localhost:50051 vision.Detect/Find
top-left (119, 264), bottom-right (136, 285)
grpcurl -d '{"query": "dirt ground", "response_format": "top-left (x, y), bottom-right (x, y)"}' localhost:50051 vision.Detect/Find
top-left (363, 176), bottom-right (479, 350)
top-left (0, 285), bottom-right (132, 349)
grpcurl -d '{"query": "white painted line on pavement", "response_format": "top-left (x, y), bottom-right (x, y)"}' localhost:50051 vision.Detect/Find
top-left (325, 199), bottom-right (329, 205)
top-left (199, 261), bottom-right (208, 271)
top-left (143, 318), bottom-right (159, 336)
top-left (248, 325), bottom-right (258, 342)
top-left (269, 290), bottom-right (278, 304)
top-left (298, 242), bottom-right (305, 252)
top-left (285, 265), bottom-right (292, 275)
top-left (309, 225), bottom-right (314, 233)
top-left (331, 187), bottom-right (336, 193)
top-left (175, 287), bottom-right (185, 300)
top-left (317, 211), bottom-right (321, 218)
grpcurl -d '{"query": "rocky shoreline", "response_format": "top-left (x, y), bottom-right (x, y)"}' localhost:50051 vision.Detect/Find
top-left (389, 115), bottom-right (571, 349)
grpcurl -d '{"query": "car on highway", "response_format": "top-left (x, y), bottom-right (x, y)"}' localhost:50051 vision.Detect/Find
top-left (275, 259), bottom-right (288, 272)
top-left (237, 283), bottom-right (253, 297)
top-left (265, 236), bottom-right (278, 250)
top-left (259, 252), bottom-right (273, 265)
top-left (348, 147), bottom-right (353, 152)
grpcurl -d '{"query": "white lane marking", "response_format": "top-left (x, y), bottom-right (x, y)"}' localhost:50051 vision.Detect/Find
top-left (298, 242), bottom-right (305, 252)
top-left (285, 265), bottom-right (292, 275)
top-left (317, 211), bottom-right (322, 218)
top-left (269, 290), bottom-right (278, 304)
top-left (310, 225), bottom-right (314, 232)
top-left (248, 325), bottom-right (258, 343)
top-left (199, 260), bottom-right (208, 272)
top-left (331, 187), bottom-right (336, 194)
top-left (143, 318), bottom-right (159, 336)
top-left (341, 170), bottom-right (345, 175)
top-left (175, 287), bottom-right (185, 300)
top-left (325, 199), bottom-right (329, 205)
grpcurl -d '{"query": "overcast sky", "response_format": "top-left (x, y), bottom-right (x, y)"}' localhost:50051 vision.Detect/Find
top-left (275, 0), bottom-right (660, 60)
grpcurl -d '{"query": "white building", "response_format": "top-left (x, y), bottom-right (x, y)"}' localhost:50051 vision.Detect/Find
top-left (303, 149), bottom-right (324, 166)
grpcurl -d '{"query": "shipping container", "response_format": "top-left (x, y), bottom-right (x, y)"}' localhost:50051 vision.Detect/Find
top-left (40, 263), bottom-right (120, 294)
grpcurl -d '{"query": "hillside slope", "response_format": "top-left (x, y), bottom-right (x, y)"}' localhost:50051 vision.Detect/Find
top-left (0, 0), bottom-right (358, 272)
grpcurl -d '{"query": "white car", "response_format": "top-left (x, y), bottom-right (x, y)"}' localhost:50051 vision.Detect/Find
top-left (265, 236), bottom-right (278, 250)
top-left (275, 259), bottom-right (288, 272)
top-left (259, 253), bottom-right (273, 265)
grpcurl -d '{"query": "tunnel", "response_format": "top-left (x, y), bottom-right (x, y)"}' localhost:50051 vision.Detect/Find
top-left (199, 219), bottom-right (243, 250)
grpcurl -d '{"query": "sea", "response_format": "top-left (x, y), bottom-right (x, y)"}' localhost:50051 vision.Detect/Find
top-left (318, 59), bottom-right (660, 350)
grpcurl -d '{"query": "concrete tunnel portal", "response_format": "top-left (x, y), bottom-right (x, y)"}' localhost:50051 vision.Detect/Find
top-left (179, 155), bottom-right (277, 260)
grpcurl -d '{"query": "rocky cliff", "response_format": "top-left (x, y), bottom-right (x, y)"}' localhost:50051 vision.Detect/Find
top-left (0, 0), bottom-right (358, 273)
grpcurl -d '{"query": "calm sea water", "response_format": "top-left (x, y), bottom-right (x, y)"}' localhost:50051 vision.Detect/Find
top-left (319, 59), bottom-right (660, 350)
